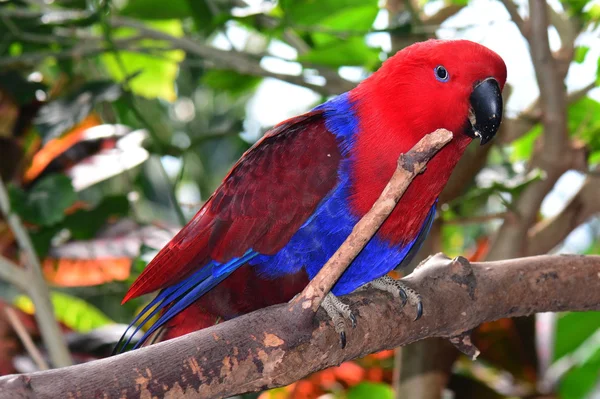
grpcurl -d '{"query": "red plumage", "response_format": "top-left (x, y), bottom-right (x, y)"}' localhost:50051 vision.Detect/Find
top-left (123, 112), bottom-right (341, 303)
top-left (122, 40), bottom-right (508, 347)
top-left (158, 266), bottom-right (308, 341)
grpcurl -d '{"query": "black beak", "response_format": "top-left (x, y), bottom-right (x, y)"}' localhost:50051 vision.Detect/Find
top-left (466, 77), bottom-right (503, 146)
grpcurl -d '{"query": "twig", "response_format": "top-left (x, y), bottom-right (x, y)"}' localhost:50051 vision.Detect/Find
top-left (487, 0), bottom-right (573, 260)
top-left (527, 174), bottom-right (600, 255)
top-left (292, 129), bottom-right (453, 312)
top-left (1, 254), bottom-right (599, 398)
top-left (0, 179), bottom-right (72, 368)
top-left (499, 0), bottom-right (528, 36)
top-left (109, 16), bottom-right (353, 96)
top-left (4, 307), bottom-right (49, 371)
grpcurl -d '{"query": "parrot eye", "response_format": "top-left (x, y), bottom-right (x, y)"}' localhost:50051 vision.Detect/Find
top-left (434, 66), bottom-right (449, 82)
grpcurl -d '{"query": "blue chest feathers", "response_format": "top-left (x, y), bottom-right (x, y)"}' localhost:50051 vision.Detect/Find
top-left (249, 94), bottom-right (434, 295)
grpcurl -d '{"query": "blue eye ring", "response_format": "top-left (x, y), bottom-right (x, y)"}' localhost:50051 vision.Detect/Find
top-left (434, 65), bottom-right (449, 82)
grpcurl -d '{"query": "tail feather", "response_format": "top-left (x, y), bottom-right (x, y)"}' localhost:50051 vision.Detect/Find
top-left (115, 251), bottom-right (258, 353)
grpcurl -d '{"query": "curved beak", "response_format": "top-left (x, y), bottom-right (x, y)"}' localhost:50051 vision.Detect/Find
top-left (466, 77), bottom-right (503, 146)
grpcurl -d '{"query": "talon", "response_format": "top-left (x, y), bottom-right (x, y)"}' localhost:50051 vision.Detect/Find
top-left (349, 313), bottom-right (357, 328)
top-left (399, 288), bottom-right (408, 307)
top-left (368, 275), bottom-right (423, 320)
top-left (321, 293), bottom-right (355, 348)
top-left (415, 300), bottom-right (423, 321)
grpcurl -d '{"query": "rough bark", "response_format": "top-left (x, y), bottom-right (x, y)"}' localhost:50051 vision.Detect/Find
top-left (1, 254), bottom-right (600, 399)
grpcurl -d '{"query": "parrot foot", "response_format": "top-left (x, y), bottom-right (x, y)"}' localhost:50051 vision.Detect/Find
top-left (321, 293), bottom-right (357, 349)
top-left (368, 275), bottom-right (423, 321)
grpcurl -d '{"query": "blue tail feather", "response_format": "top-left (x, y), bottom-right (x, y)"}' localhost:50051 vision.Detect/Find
top-left (116, 251), bottom-right (258, 353)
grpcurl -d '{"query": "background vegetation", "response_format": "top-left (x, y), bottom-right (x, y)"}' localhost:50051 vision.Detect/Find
top-left (0, 0), bottom-right (599, 398)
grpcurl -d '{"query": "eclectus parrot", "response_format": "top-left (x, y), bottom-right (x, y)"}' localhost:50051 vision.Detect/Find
top-left (117, 39), bottom-right (506, 351)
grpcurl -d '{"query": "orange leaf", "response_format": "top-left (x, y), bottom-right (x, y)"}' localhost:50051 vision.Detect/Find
top-left (332, 361), bottom-right (365, 386)
top-left (42, 257), bottom-right (131, 287)
top-left (24, 113), bottom-right (102, 183)
top-left (369, 349), bottom-right (395, 360)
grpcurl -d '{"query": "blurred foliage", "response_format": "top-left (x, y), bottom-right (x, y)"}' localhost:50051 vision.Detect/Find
top-left (0, 0), bottom-right (600, 397)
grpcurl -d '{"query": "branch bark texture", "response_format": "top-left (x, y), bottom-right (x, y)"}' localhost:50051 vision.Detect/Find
top-left (1, 254), bottom-right (599, 398)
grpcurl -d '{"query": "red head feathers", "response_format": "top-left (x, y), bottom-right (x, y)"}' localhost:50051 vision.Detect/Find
top-left (349, 39), bottom-right (507, 244)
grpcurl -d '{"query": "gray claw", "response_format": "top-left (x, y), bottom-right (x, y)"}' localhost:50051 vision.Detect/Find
top-left (340, 331), bottom-right (347, 349)
top-left (415, 300), bottom-right (423, 321)
top-left (399, 288), bottom-right (408, 307)
top-left (349, 312), bottom-right (357, 328)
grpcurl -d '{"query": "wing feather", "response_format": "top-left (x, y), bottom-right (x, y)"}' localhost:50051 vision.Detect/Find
top-left (123, 110), bottom-right (342, 303)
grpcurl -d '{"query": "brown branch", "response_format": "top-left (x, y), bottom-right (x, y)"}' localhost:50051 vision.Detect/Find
top-left (487, 0), bottom-right (573, 260)
top-left (527, 174), bottom-right (600, 256)
top-left (293, 129), bottom-right (452, 312)
top-left (2, 254), bottom-right (600, 398)
top-left (109, 17), bottom-right (354, 96)
top-left (499, 0), bottom-right (528, 37)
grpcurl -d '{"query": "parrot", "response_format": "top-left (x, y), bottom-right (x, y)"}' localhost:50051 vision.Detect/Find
top-left (117, 39), bottom-right (506, 351)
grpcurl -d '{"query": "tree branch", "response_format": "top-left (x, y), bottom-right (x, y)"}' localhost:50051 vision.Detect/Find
top-left (487, 0), bottom-right (574, 260)
top-left (109, 17), bottom-right (353, 96)
top-left (1, 254), bottom-right (599, 398)
top-left (499, 0), bottom-right (528, 37)
top-left (527, 173), bottom-right (600, 256)
top-left (0, 180), bottom-right (72, 368)
top-left (294, 129), bottom-right (452, 311)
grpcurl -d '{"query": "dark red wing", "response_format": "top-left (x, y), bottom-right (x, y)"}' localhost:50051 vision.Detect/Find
top-left (123, 111), bottom-right (342, 302)
top-left (157, 265), bottom-right (309, 342)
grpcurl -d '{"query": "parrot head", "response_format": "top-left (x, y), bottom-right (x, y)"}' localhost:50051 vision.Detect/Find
top-left (353, 39), bottom-right (507, 148)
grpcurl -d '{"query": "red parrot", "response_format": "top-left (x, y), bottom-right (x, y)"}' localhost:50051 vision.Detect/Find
top-left (118, 39), bottom-right (506, 351)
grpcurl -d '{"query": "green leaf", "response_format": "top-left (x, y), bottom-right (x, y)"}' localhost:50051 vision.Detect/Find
top-left (15, 291), bottom-right (113, 332)
top-left (311, 5), bottom-right (379, 46)
top-left (298, 37), bottom-right (379, 68)
top-left (574, 46), bottom-right (589, 63)
top-left (100, 20), bottom-right (185, 101)
top-left (281, 0), bottom-right (377, 26)
top-left (120, 0), bottom-right (192, 19)
top-left (348, 382), bottom-right (394, 399)
top-left (559, 346), bottom-right (600, 399)
top-left (0, 71), bottom-right (46, 106)
top-left (186, 0), bottom-right (218, 35)
top-left (9, 175), bottom-right (77, 226)
top-left (63, 196), bottom-right (130, 240)
top-left (201, 70), bottom-right (262, 96)
top-left (509, 125), bottom-right (541, 162)
top-left (554, 312), bottom-right (600, 361)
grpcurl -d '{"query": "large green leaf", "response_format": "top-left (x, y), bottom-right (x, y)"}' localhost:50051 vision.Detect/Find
top-left (554, 312), bottom-right (600, 361)
top-left (15, 291), bottom-right (113, 332)
top-left (201, 70), bottom-right (262, 96)
top-left (298, 37), bottom-right (379, 68)
top-left (347, 382), bottom-right (393, 399)
top-left (100, 20), bottom-right (185, 101)
top-left (120, 0), bottom-right (192, 19)
top-left (9, 175), bottom-right (77, 226)
top-left (509, 125), bottom-right (541, 162)
top-left (311, 5), bottom-right (379, 46)
top-left (281, 0), bottom-right (376, 26)
top-left (559, 345), bottom-right (600, 399)
top-left (63, 196), bottom-right (130, 240)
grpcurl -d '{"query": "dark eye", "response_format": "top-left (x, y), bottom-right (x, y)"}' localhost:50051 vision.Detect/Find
top-left (434, 65), bottom-right (449, 82)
